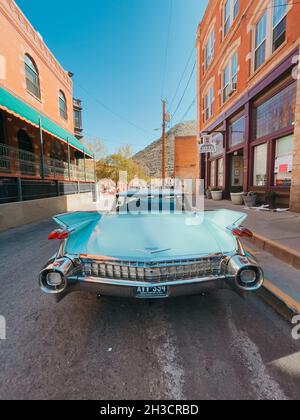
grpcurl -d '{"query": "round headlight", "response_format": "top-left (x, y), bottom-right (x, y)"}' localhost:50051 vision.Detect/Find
top-left (239, 269), bottom-right (257, 284)
top-left (46, 272), bottom-right (63, 287)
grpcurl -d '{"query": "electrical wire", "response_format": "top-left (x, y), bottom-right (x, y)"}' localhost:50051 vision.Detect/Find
top-left (171, 60), bottom-right (196, 121)
top-left (179, 96), bottom-right (197, 122)
top-left (161, 0), bottom-right (173, 99)
top-left (169, 46), bottom-right (195, 110)
top-left (76, 83), bottom-right (150, 134)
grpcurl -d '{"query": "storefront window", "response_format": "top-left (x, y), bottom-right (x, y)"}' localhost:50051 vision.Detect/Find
top-left (211, 132), bottom-right (224, 157)
top-left (210, 161), bottom-right (216, 187)
top-left (229, 115), bottom-right (245, 147)
top-left (217, 159), bottom-right (224, 187)
top-left (253, 143), bottom-right (267, 186)
top-left (255, 82), bottom-right (296, 139)
top-left (274, 135), bottom-right (294, 187)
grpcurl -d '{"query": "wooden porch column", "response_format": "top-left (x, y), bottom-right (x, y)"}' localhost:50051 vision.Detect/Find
top-left (84, 152), bottom-right (87, 182)
top-left (67, 138), bottom-right (71, 180)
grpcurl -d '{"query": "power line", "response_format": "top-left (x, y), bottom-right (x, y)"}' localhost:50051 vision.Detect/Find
top-left (169, 46), bottom-right (195, 110)
top-left (161, 0), bottom-right (173, 99)
top-left (171, 60), bottom-right (196, 121)
top-left (245, 1), bottom-right (300, 18)
top-left (76, 83), bottom-right (150, 134)
top-left (179, 96), bottom-right (196, 122)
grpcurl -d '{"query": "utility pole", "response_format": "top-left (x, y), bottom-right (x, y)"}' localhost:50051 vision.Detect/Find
top-left (162, 99), bottom-right (167, 186)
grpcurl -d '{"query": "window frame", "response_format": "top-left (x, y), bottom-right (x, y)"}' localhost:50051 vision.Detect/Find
top-left (273, 134), bottom-right (294, 188)
top-left (204, 85), bottom-right (214, 121)
top-left (59, 90), bottom-right (68, 121)
top-left (272, 0), bottom-right (287, 52)
top-left (205, 29), bottom-right (215, 70)
top-left (223, 0), bottom-right (239, 38)
top-left (217, 158), bottom-right (224, 187)
top-left (222, 52), bottom-right (238, 104)
top-left (252, 142), bottom-right (268, 188)
top-left (254, 12), bottom-right (267, 71)
top-left (251, 0), bottom-right (288, 74)
top-left (229, 113), bottom-right (246, 149)
top-left (24, 54), bottom-right (41, 99)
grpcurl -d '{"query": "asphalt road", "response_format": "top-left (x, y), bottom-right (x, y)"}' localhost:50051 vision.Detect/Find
top-left (0, 219), bottom-right (300, 400)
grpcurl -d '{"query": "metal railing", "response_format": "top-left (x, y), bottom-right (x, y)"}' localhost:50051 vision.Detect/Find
top-left (44, 157), bottom-right (69, 179)
top-left (0, 144), bottom-right (95, 182)
top-left (0, 144), bottom-right (39, 176)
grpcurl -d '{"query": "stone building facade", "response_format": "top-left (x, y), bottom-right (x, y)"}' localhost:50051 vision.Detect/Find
top-left (133, 121), bottom-right (197, 179)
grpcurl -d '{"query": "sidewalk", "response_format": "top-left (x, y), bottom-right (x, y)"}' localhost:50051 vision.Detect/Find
top-left (205, 199), bottom-right (300, 317)
top-left (205, 199), bottom-right (300, 253)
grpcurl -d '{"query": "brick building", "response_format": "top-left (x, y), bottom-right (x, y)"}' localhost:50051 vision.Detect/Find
top-left (0, 0), bottom-right (94, 204)
top-left (197, 0), bottom-right (300, 211)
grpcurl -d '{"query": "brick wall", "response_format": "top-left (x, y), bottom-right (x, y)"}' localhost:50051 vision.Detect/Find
top-left (174, 136), bottom-right (199, 180)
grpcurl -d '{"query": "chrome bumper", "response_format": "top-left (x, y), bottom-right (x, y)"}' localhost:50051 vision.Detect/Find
top-left (39, 251), bottom-right (264, 302)
top-left (53, 274), bottom-right (234, 301)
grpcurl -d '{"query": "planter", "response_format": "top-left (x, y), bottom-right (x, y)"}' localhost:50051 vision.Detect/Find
top-left (243, 194), bottom-right (257, 207)
top-left (230, 192), bottom-right (244, 205)
top-left (206, 190), bottom-right (212, 200)
top-left (211, 190), bottom-right (223, 201)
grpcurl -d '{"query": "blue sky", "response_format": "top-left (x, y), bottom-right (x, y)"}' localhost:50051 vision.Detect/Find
top-left (16, 0), bottom-right (208, 155)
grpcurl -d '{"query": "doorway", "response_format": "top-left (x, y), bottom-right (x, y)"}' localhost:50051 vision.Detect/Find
top-left (230, 150), bottom-right (244, 191)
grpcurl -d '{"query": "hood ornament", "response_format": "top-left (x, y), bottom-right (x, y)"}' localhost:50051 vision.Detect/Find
top-left (134, 248), bottom-right (172, 255)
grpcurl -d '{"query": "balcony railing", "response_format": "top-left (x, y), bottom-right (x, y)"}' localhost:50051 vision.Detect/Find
top-left (0, 144), bottom-right (95, 182)
top-left (0, 144), bottom-right (39, 176)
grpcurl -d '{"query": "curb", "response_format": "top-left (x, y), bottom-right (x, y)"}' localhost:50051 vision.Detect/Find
top-left (248, 233), bottom-right (300, 271)
top-left (244, 244), bottom-right (300, 320)
top-left (257, 279), bottom-right (300, 321)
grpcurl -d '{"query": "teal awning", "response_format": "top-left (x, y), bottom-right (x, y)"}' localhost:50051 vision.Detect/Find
top-left (0, 86), bottom-right (93, 157)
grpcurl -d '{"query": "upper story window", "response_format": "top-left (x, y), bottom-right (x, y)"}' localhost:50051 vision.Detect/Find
top-left (74, 110), bottom-right (81, 129)
top-left (255, 12), bottom-right (267, 71)
top-left (222, 52), bottom-right (238, 103)
top-left (24, 55), bottom-right (40, 99)
top-left (205, 29), bottom-right (215, 70)
top-left (223, 0), bottom-right (239, 37)
top-left (204, 86), bottom-right (214, 121)
top-left (253, 0), bottom-right (287, 72)
top-left (272, 0), bottom-right (287, 52)
top-left (59, 90), bottom-right (68, 120)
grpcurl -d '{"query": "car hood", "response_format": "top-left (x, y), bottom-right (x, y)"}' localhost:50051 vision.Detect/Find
top-left (62, 211), bottom-right (245, 260)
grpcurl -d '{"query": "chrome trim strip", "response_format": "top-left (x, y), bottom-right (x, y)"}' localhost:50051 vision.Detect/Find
top-left (68, 274), bottom-right (232, 288)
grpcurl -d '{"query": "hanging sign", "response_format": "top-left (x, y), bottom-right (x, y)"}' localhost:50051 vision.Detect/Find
top-left (199, 135), bottom-right (216, 154)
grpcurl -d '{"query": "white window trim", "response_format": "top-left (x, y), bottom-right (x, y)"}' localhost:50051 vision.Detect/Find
top-left (204, 85), bottom-right (214, 121)
top-left (222, 52), bottom-right (238, 104)
top-left (222, 0), bottom-right (239, 39)
top-left (205, 29), bottom-right (215, 70)
top-left (251, 0), bottom-right (289, 74)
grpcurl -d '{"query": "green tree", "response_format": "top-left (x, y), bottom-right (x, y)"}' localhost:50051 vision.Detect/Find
top-left (96, 152), bottom-right (148, 185)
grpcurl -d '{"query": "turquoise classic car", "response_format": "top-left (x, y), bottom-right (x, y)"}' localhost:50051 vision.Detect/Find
top-left (39, 190), bottom-right (264, 302)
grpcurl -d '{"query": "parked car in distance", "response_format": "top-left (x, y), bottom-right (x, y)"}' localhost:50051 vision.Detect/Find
top-left (39, 189), bottom-right (264, 302)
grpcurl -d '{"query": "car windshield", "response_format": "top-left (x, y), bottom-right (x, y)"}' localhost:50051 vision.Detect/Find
top-left (114, 192), bottom-right (192, 214)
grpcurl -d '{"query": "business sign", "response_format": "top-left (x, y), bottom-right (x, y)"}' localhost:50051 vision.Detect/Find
top-left (199, 134), bottom-right (216, 154)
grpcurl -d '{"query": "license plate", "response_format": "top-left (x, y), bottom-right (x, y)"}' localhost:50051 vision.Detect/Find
top-left (136, 286), bottom-right (168, 299)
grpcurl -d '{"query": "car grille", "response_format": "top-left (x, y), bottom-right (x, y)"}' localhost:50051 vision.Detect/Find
top-left (81, 256), bottom-right (224, 283)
